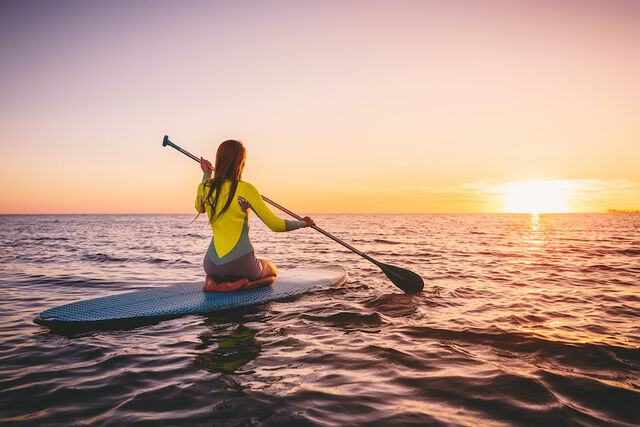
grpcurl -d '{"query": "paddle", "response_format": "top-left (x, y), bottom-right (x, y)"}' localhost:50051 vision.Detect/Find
top-left (162, 135), bottom-right (424, 293)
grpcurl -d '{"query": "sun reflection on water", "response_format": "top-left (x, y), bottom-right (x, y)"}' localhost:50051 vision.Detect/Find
top-left (520, 213), bottom-right (548, 259)
top-left (530, 213), bottom-right (540, 230)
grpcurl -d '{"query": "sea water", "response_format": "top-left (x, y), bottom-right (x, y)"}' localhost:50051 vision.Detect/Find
top-left (0, 214), bottom-right (638, 425)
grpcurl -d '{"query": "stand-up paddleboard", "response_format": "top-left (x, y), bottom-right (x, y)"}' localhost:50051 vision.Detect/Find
top-left (35, 266), bottom-right (347, 325)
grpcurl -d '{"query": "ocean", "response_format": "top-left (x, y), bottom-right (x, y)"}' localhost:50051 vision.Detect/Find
top-left (0, 213), bottom-right (638, 425)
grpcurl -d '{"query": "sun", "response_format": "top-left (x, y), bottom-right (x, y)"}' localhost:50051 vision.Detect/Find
top-left (498, 180), bottom-right (573, 213)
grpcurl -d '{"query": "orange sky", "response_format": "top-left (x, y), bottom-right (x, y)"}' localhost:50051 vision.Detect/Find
top-left (1, 1), bottom-right (639, 214)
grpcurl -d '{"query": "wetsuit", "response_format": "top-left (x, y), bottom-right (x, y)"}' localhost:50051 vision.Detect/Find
top-left (196, 172), bottom-right (307, 280)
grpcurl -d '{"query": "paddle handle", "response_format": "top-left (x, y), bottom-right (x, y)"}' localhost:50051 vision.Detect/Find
top-left (162, 135), bottom-right (367, 259)
top-left (163, 135), bottom-right (201, 163)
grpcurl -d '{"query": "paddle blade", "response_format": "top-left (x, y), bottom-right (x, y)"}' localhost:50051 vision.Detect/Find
top-left (378, 262), bottom-right (424, 293)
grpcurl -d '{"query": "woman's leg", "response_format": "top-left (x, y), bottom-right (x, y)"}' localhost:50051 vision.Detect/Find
top-left (203, 253), bottom-right (276, 292)
top-left (240, 259), bottom-right (277, 290)
top-left (258, 259), bottom-right (277, 279)
top-left (203, 252), bottom-right (262, 281)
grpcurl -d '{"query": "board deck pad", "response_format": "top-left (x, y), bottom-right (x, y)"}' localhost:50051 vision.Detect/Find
top-left (36, 265), bottom-right (347, 324)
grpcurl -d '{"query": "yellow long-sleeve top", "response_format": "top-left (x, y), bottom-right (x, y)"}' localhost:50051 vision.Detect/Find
top-left (196, 172), bottom-right (306, 264)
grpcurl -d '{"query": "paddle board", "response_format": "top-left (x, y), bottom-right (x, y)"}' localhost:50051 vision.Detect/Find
top-left (35, 265), bottom-right (347, 325)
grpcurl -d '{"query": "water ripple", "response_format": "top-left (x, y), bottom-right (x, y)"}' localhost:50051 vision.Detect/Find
top-left (0, 214), bottom-right (639, 425)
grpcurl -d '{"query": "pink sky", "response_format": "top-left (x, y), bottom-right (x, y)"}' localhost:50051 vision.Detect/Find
top-left (1, 0), bottom-right (639, 213)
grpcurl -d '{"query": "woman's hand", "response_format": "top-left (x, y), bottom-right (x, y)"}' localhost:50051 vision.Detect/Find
top-left (302, 216), bottom-right (315, 227)
top-left (200, 157), bottom-right (213, 172)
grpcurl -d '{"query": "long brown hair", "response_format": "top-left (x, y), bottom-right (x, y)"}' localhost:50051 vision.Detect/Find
top-left (203, 140), bottom-right (246, 223)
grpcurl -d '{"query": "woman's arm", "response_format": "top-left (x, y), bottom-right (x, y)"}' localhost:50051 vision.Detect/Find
top-left (195, 182), bottom-right (206, 213)
top-left (241, 183), bottom-right (314, 231)
top-left (195, 157), bottom-right (213, 213)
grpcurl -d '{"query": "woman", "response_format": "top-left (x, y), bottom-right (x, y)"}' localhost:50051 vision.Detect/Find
top-left (196, 140), bottom-right (314, 292)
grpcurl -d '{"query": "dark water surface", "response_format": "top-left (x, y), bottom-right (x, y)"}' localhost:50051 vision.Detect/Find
top-left (0, 214), bottom-right (638, 426)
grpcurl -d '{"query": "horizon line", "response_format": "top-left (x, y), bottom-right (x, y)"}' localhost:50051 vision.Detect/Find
top-left (0, 211), bottom-right (617, 215)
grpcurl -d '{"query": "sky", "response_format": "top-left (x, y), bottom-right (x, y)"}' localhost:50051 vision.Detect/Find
top-left (1, 0), bottom-right (639, 214)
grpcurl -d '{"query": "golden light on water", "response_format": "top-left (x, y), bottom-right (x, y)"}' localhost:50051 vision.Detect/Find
top-left (498, 180), bottom-right (574, 213)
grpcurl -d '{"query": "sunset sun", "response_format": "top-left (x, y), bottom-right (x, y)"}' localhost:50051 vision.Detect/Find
top-left (498, 180), bottom-right (573, 213)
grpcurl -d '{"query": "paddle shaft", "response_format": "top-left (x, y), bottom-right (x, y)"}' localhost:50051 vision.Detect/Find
top-left (162, 136), bottom-right (368, 259)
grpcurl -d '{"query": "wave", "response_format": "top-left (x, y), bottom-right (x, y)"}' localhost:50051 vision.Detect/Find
top-left (396, 325), bottom-right (640, 366)
top-left (80, 253), bottom-right (192, 265)
top-left (3, 213), bottom-right (640, 426)
top-left (373, 238), bottom-right (403, 245)
top-left (30, 236), bottom-right (70, 242)
top-left (582, 264), bottom-right (640, 273)
top-left (616, 248), bottom-right (640, 256)
top-left (175, 233), bottom-right (205, 239)
top-left (301, 311), bottom-right (384, 328)
top-left (82, 253), bottom-right (129, 263)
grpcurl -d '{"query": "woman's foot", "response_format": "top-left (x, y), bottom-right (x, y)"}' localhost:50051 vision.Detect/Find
top-left (203, 275), bottom-right (251, 292)
top-left (241, 259), bottom-right (277, 289)
top-left (259, 259), bottom-right (277, 278)
top-left (214, 278), bottom-right (250, 292)
top-left (244, 275), bottom-right (276, 289)
top-left (202, 260), bottom-right (278, 293)
top-left (203, 275), bottom-right (219, 292)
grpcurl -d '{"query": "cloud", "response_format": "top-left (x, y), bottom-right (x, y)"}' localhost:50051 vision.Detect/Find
top-left (406, 178), bottom-right (640, 212)
top-left (404, 179), bottom-right (500, 195)
top-left (467, 178), bottom-right (639, 198)
top-left (569, 179), bottom-right (640, 196)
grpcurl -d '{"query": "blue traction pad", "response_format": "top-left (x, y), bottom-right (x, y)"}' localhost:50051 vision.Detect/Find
top-left (37, 265), bottom-right (347, 324)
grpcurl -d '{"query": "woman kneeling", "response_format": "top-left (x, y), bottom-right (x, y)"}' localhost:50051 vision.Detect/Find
top-left (196, 140), bottom-right (314, 292)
